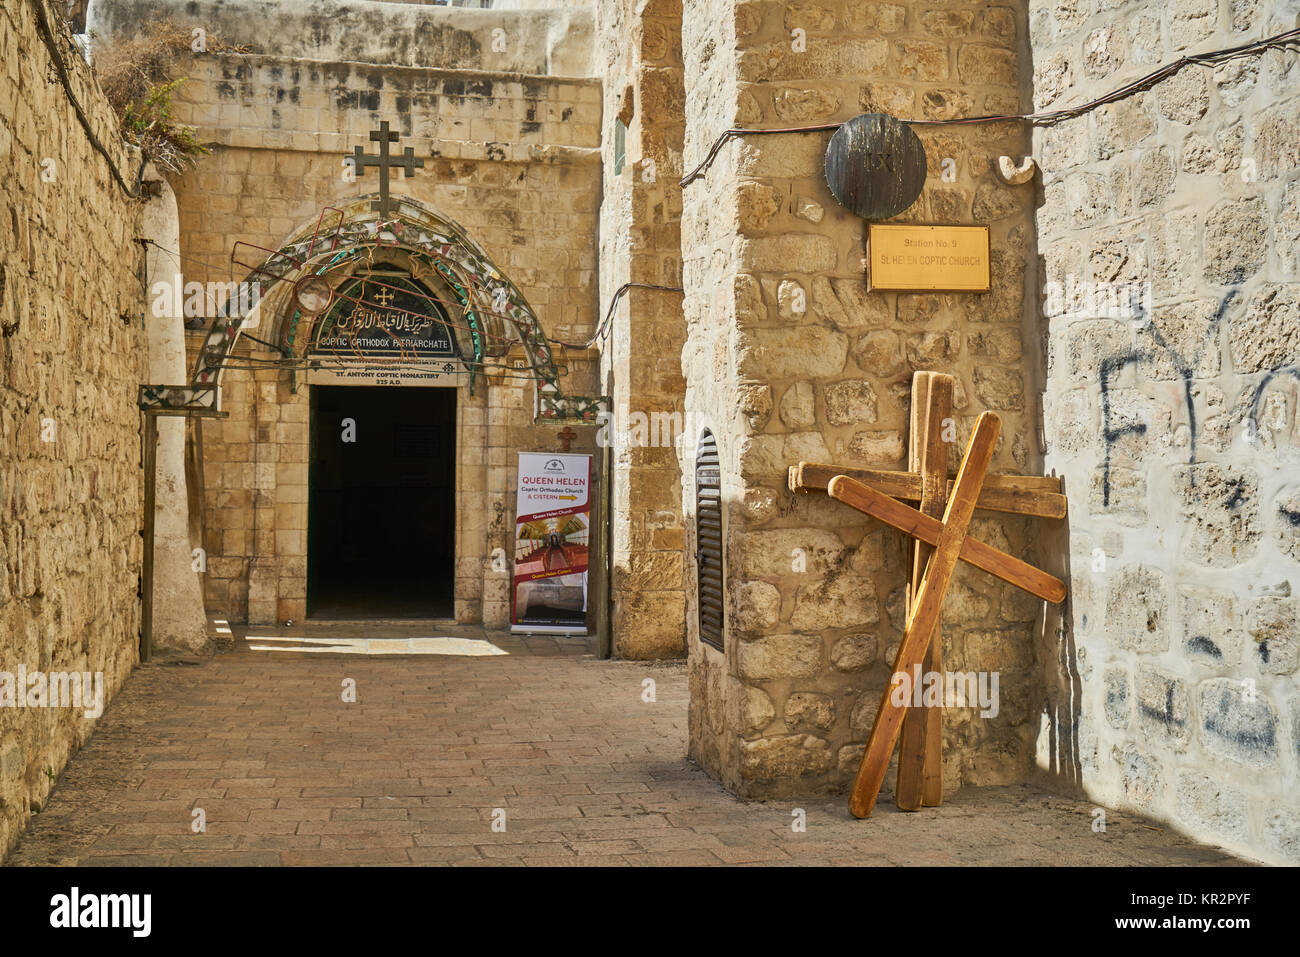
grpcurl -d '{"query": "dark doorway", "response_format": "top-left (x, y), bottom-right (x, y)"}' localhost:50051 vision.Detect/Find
top-left (308, 385), bottom-right (456, 618)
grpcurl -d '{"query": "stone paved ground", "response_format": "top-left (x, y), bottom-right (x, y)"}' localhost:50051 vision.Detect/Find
top-left (7, 626), bottom-right (1245, 866)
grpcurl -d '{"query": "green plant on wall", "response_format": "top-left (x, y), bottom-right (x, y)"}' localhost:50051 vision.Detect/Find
top-left (91, 19), bottom-right (246, 174)
top-left (118, 77), bottom-right (209, 172)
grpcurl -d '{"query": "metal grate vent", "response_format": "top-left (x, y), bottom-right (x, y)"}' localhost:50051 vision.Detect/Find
top-left (695, 429), bottom-right (724, 651)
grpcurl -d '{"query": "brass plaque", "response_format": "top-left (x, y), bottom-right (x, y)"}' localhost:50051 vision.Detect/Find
top-left (867, 224), bottom-right (990, 292)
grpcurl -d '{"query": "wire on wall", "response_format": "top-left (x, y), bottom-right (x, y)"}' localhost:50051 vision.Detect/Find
top-left (28, 0), bottom-right (144, 198)
top-left (680, 26), bottom-right (1300, 187)
top-left (557, 281), bottom-right (685, 351)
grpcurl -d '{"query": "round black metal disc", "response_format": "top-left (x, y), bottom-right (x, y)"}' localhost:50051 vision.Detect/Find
top-left (824, 113), bottom-right (927, 220)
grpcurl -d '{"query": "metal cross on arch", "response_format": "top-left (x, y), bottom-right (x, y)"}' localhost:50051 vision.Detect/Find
top-left (352, 120), bottom-right (424, 221)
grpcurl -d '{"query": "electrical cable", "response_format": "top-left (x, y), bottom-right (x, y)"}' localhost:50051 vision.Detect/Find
top-left (556, 281), bottom-right (684, 350)
top-left (28, 0), bottom-right (144, 198)
top-left (680, 25), bottom-right (1300, 187)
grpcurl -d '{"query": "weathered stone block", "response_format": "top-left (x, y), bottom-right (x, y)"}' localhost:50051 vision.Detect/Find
top-left (973, 365), bottom-right (1023, 410)
top-left (736, 528), bottom-right (845, 578)
top-left (845, 430), bottom-right (905, 464)
top-left (1180, 588), bottom-right (1242, 666)
top-left (1254, 104), bottom-right (1300, 179)
top-left (1247, 598), bottom-right (1299, 675)
top-left (1136, 666), bottom-right (1192, 749)
top-left (772, 86), bottom-right (842, 122)
top-left (1172, 464), bottom-right (1260, 567)
top-left (737, 181), bottom-right (783, 232)
top-left (859, 82), bottom-right (914, 115)
top-left (895, 39), bottom-right (949, 80)
top-left (830, 633), bottom-right (877, 672)
top-left (1103, 665), bottom-right (1131, 729)
top-left (958, 44), bottom-right (1016, 84)
top-left (790, 576), bottom-right (880, 631)
top-left (1114, 744), bottom-right (1164, 810)
top-left (843, 3), bottom-right (907, 33)
top-left (740, 326), bottom-right (848, 379)
top-left (731, 580), bottom-right (782, 634)
top-left (823, 378), bottom-right (878, 426)
top-left (1199, 679), bottom-right (1278, 766)
top-left (852, 330), bottom-right (903, 376)
top-left (732, 681), bottom-right (776, 733)
top-left (1204, 199), bottom-right (1268, 285)
top-left (1264, 806), bottom-right (1300, 864)
top-left (785, 691), bottom-right (835, 730)
top-left (1105, 566), bottom-right (1170, 653)
top-left (1273, 487), bottom-right (1300, 562)
top-left (1156, 68), bottom-right (1209, 125)
top-left (737, 633), bottom-right (823, 680)
top-left (1175, 771), bottom-right (1250, 842)
top-left (739, 733), bottom-right (833, 777)
top-left (811, 277), bottom-right (892, 332)
top-left (778, 381), bottom-right (816, 429)
top-left (736, 382), bottom-right (773, 432)
top-left (1229, 285), bottom-right (1300, 373)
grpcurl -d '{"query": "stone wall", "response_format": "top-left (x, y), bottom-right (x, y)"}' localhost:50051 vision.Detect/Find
top-left (1032, 0), bottom-right (1300, 864)
top-left (135, 27), bottom-right (604, 625)
top-left (89, 0), bottom-right (595, 78)
top-left (594, 0), bottom-right (688, 659)
top-left (682, 0), bottom-right (1043, 798)
top-left (0, 0), bottom-right (146, 858)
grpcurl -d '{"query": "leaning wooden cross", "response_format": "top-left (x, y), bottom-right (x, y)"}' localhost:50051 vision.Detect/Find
top-left (788, 371), bottom-right (1068, 818)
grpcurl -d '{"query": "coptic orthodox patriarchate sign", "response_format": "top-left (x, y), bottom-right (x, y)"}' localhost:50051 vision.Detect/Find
top-left (308, 273), bottom-right (465, 387)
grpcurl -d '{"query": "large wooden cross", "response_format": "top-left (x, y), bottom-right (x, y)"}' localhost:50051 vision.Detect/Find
top-left (788, 371), bottom-right (1068, 818)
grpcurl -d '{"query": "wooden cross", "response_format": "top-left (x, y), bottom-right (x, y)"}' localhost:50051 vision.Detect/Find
top-left (556, 425), bottom-right (577, 451)
top-left (788, 371), bottom-right (1068, 818)
top-left (353, 121), bottom-right (424, 221)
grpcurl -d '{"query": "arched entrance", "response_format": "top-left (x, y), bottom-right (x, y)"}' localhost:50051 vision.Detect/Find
top-left (140, 194), bottom-right (607, 422)
top-left (140, 195), bottom-right (607, 625)
top-left (302, 261), bottom-right (463, 617)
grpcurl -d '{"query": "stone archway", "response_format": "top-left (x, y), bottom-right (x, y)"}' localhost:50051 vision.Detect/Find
top-left (140, 194), bottom-right (605, 422)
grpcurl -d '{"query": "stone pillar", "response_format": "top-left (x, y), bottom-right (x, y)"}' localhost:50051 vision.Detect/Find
top-left (481, 378), bottom-right (516, 627)
top-left (141, 173), bottom-right (210, 652)
top-left (246, 368), bottom-right (281, 624)
top-left (1030, 0), bottom-right (1300, 865)
top-left (595, 0), bottom-right (689, 658)
top-left (680, 0), bottom-right (1040, 799)
top-left (456, 384), bottom-right (489, 624)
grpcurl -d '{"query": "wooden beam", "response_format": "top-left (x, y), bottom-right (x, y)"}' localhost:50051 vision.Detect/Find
top-left (828, 475), bottom-right (1067, 605)
top-left (789, 462), bottom-right (1067, 519)
top-left (846, 412), bottom-right (1001, 819)
top-left (897, 372), bottom-right (951, 812)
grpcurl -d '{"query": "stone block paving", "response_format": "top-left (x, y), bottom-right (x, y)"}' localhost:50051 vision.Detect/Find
top-left (7, 634), bottom-right (1244, 866)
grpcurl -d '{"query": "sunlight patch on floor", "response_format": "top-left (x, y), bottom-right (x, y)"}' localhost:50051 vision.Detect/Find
top-left (243, 635), bottom-right (510, 656)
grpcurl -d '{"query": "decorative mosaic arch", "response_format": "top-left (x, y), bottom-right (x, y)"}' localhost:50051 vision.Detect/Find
top-left (139, 194), bottom-right (606, 423)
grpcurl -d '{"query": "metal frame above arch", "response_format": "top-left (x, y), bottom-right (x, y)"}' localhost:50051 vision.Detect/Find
top-left (138, 194), bottom-right (607, 423)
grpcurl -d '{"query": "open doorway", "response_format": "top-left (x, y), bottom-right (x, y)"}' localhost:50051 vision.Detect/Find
top-left (307, 385), bottom-right (456, 618)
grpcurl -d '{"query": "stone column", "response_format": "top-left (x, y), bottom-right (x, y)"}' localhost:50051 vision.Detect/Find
top-left (1030, 0), bottom-right (1300, 865)
top-left (481, 377), bottom-right (516, 627)
top-left (595, 0), bottom-right (689, 659)
top-left (680, 0), bottom-right (1040, 798)
top-left (141, 172), bottom-right (210, 652)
